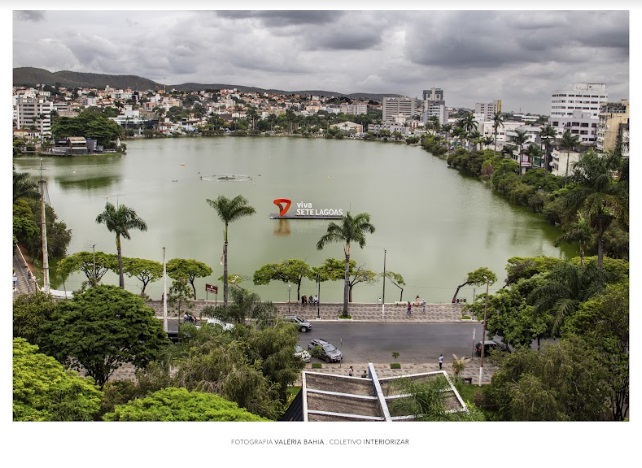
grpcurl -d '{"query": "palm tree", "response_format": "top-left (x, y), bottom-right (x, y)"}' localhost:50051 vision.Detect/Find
top-left (528, 261), bottom-right (605, 335)
top-left (510, 129), bottom-right (529, 173)
top-left (13, 170), bottom-right (40, 203)
top-left (492, 111), bottom-right (504, 152)
top-left (95, 202), bottom-right (148, 288)
top-left (524, 143), bottom-right (543, 169)
top-left (539, 124), bottom-right (557, 171)
top-left (458, 113), bottom-right (478, 150)
top-left (206, 195), bottom-right (256, 306)
top-left (564, 151), bottom-right (626, 269)
top-left (554, 213), bottom-right (593, 266)
top-left (316, 212), bottom-right (375, 317)
top-left (559, 130), bottom-right (580, 179)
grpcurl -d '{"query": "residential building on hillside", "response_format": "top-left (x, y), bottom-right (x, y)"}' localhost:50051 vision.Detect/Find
top-left (339, 103), bottom-right (368, 115)
top-left (474, 99), bottom-right (502, 121)
top-left (549, 82), bottom-right (608, 145)
top-left (596, 99), bottom-right (629, 155)
top-left (382, 97), bottom-right (418, 122)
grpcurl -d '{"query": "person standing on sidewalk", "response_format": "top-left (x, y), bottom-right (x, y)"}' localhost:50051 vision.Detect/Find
top-left (438, 354), bottom-right (444, 370)
top-left (422, 298), bottom-right (426, 313)
top-left (406, 301), bottom-right (412, 317)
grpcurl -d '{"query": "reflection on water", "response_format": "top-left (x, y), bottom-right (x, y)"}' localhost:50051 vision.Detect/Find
top-left (273, 219), bottom-right (291, 236)
top-left (14, 137), bottom-right (572, 303)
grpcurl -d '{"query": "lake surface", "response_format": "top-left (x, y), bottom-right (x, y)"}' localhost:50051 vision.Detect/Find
top-left (14, 137), bottom-right (571, 303)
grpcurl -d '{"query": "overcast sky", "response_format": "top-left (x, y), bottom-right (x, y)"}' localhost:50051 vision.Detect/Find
top-left (11, 8), bottom-right (631, 114)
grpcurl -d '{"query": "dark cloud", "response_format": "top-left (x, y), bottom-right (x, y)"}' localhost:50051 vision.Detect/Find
top-left (14, 11), bottom-right (45, 22)
top-left (217, 10), bottom-right (342, 27)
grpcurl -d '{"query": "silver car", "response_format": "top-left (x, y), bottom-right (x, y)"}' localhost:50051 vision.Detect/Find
top-left (285, 315), bottom-right (312, 333)
top-left (308, 338), bottom-right (343, 363)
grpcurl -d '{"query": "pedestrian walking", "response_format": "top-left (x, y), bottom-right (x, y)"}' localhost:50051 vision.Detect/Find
top-left (13, 270), bottom-right (18, 291)
top-left (438, 354), bottom-right (444, 370)
top-left (406, 301), bottom-right (412, 317)
top-left (348, 366), bottom-right (353, 377)
top-left (422, 298), bottom-right (426, 313)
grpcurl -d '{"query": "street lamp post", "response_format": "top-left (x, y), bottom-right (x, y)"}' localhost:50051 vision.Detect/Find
top-left (316, 272), bottom-right (320, 319)
top-left (382, 249), bottom-right (387, 318)
top-left (288, 283), bottom-right (291, 313)
top-left (91, 244), bottom-right (96, 287)
top-left (478, 278), bottom-right (490, 386)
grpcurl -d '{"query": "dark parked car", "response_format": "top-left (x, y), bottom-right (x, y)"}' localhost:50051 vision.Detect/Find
top-left (285, 315), bottom-right (312, 332)
top-left (308, 338), bottom-right (343, 363)
top-left (475, 340), bottom-right (510, 357)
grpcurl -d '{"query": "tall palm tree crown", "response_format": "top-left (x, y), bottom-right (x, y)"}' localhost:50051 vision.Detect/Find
top-left (13, 171), bottom-right (40, 203)
top-left (492, 111), bottom-right (504, 152)
top-left (559, 130), bottom-right (581, 178)
top-left (316, 212), bottom-right (375, 316)
top-left (206, 195), bottom-right (256, 306)
top-left (539, 124), bottom-right (557, 171)
top-left (96, 202), bottom-right (148, 288)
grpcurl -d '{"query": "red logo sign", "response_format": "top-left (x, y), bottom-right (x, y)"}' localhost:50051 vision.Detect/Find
top-left (205, 284), bottom-right (218, 293)
top-left (273, 198), bottom-right (292, 216)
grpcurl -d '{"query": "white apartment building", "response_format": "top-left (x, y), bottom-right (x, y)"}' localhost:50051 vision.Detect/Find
top-left (549, 83), bottom-right (608, 145)
top-left (474, 99), bottom-right (502, 121)
top-left (339, 103), bottom-right (368, 115)
top-left (551, 149), bottom-right (581, 177)
top-left (596, 99), bottom-right (629, 155)
top-left (14, 95), bottom-right (54, 136)
top-left (382, 97), bottom-right (418, 122)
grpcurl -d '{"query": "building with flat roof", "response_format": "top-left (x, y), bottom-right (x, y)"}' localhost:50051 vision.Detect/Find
top-left (549, 83), bottom-right (608, 145)
top-left (596, 99), bottom-right (629, 155)
top-left (382, 97), bottom-right (418, 122)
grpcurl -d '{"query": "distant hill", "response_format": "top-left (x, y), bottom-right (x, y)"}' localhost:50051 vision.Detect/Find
top-left (13, 67), bottom-right (398, 101)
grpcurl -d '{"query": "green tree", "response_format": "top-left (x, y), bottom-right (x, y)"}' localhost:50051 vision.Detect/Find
top-left (483, 337), bottom-right (611, 421)
top-left (13, 338), bottom-right (102, 421)
top-left (554, 213), bottom-right (593, 266)
top-left (95, 202), bottom-right (148, 289)
top-left (123, 257), bottom-right (163, 297)
top-left (12, 292), bottom-right (58, 347)
top-left (252, 259), bottom-right (313, 301)
top-left (166, 258), bottom-right (213, 299)
top-left (564, 151), bottom-right (627, 269)
top-left (382, 270), bottom-right (406, 301)
top-left (492, 111), bottom-right (504, 152)
top-left (13, 170), bottom-right (40, 203)
top-left (316, 212), bottom-right (375, 316)
top-left (539, 124), bottom-right (557, 170)
top-left (42, 285), bottom-right (169, 387)
top-left (348, 266), bottom-right (378, 302)
top-left (12, 198), bottom-right (39, 245)
top-left (563, 280), bottom-right (629, 420)
top-left (57, 250), bottom-right (118, 288)
top-left (103, 387), bottom-right (268, 421)
top-left (527, 261), bottom-right (605, 335)
top-left (206, 195), bottom-right (256, 306)
top-left (510, 129), bottom-right (529, 173)
top-left (168, 276), bottom-right (195, 321)
top-left (202, 286), bottom-right (277, 325)
top-left (452, 267), bottom-right (497, 302)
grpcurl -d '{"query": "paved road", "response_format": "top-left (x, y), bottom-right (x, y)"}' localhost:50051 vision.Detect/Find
top-left (298, 321), bottom-right (484, 363)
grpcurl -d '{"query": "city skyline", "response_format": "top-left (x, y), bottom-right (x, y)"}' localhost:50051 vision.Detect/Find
top-left (12, 8), bottom-right (630, 115)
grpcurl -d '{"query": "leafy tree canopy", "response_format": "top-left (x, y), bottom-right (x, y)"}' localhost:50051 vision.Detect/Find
top-left (13, 338), bottom-right (102, 421)
top-left (42, 285), bottom-right (170, 387)
top-left (166, 258), bottom-right (212, 299)
top-left (13, 292), bottom-right (59, 348)
top-left (103, 387), bottom-right (268, 421)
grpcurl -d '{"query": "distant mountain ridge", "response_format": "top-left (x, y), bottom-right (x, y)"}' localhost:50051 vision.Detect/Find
top-left (13, 67), bottom-right (399, 101)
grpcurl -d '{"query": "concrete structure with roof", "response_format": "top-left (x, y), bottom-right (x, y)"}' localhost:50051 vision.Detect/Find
top-left (281, 363), bottom-right (467, 422)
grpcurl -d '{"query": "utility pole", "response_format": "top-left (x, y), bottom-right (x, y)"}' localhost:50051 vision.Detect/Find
top-left (39, 160), bottom-right (49, 294)
top-left (382, 249), bottom-right (387, 318)
top-left (162, 247), bottom-right (168, 333)
top-left (478, 278), bottom-right (490, 386)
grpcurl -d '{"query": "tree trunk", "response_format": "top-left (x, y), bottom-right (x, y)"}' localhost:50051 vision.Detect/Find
top-left (223, 240), bottom-right (229, 306)
top-left (116, 234), bottom-right (124, 288)
top-left (343, 252), bottom-right (350, 316)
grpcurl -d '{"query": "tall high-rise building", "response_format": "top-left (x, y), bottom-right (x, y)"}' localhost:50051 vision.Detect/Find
top-left (382, 97), bottom-right (418, 122)
top-left (14, 95), bottom-right (53, 136)
top-left (422, 87), bottom-right (447, 125)
top-left (475, 99), bottom-right (502, 121)
top-left (549, 83), bottom-right (608, 145)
